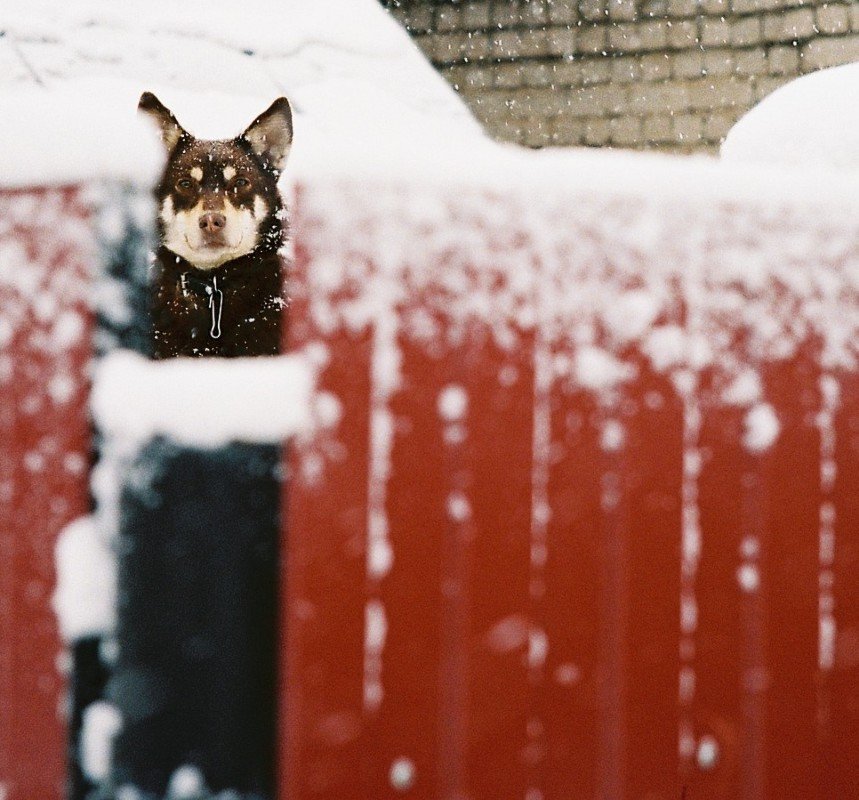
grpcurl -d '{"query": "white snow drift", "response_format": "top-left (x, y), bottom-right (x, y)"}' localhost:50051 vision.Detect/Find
top-left (91, 350), bottom-right (315, 448)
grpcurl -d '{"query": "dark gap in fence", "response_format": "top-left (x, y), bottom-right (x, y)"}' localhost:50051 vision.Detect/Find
top-left (71, 187), bottom-right (285, 800)
top-left (69, 188), bottom-right (153, 800)
top-left (109, 441), bottom-right (281, 797)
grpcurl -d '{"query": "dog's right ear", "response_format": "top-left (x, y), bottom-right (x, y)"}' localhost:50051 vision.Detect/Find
top-left (241, 97), bottom-right (293, 173)
top-left (138, 92), bottom-right (187, 153)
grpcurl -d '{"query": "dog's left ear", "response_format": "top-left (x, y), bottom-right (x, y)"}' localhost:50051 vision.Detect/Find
top-left (241, 97), bottom-right (293, 173)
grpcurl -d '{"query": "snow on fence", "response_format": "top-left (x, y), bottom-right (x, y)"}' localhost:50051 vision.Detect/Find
top-left (1, 148), bottom-right (858, 800)
top-left (0, 187), bottom-right (96, 800)
top-left (0, 183), bottom-right (152, 800)
top-left (284, 162), bottom-right (859, 800)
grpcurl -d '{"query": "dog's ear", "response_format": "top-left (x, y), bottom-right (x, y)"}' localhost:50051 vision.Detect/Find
top-left (241, 97), bottom-right (293, 173)
top-left (138, 91), bottom-right (188, 153)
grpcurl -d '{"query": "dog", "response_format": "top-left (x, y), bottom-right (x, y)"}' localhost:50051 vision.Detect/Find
top-left (139, 92), bottom-right (292, 358)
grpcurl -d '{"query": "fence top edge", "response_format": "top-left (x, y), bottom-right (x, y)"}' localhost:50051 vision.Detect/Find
top-left (286, 139), bottom-right (859, 217)
top-left (91, 350), bottom-right (318, 451)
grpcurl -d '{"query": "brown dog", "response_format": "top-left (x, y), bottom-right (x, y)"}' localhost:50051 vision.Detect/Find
top-left (139, 92), bottom-right (292, 358)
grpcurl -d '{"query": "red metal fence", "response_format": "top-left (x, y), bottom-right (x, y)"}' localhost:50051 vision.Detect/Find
top-left (283, 175), bottom-right (859, 800)
top-left (0, 188), bottom-right (93, 800)
top-left (1, 164), bottom-right (859, 800)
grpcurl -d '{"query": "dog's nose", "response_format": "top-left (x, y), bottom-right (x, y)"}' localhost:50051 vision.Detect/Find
top-left (199, 213), bottom-right (226, 233)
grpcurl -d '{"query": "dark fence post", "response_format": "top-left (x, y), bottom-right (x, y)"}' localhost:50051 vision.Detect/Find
top-left (108, 440), bottom-right (280, 798)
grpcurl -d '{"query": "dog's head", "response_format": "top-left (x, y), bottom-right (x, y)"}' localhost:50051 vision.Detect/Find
top-left (139, 92), bottom-right (292, 270)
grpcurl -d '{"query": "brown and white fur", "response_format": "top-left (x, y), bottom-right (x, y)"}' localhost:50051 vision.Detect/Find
top-left (139, 92), bottom-right (292, 358)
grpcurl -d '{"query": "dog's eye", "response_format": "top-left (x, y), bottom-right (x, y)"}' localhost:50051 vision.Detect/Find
top-left (177, 178), bottom-right (193, 190)
top-left (233, 177), bottom-right (250, 189)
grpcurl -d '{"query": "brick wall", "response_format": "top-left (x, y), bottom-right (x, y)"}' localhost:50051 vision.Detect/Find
top-left (382, 0), bottom-right (859, 152)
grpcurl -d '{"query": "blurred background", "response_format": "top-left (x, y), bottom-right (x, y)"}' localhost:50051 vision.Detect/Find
top-left (382, 0), bottom-right (859, 151)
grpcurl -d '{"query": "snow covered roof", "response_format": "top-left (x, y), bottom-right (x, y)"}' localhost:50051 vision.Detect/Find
top-left (0, 0), bottom-right (486, 188)
top-left (4, 0), bottom-right (859, 210)
top-left (722, 62), bottom-right (859, 170)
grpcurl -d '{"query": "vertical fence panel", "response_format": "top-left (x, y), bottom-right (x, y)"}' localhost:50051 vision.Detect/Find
top-left (691, 400), bottom-right (747, 799)
top-left (464, 332), bottom-right (533, 800)
top-left (542, 380), bottom-right (603, 800)
top-left (373, 332), bottom-right (451, 800)
top-left (595, 399), bottom-right (629, 800)
top-left (761, 355), bottom-right (822, 800)
top-left (283, 229), bottom-right (372, 800)
top-left (0, 285), bottom-right (15, 795)
top-left (828, 372), bottom-right (859, 793)
top-left (0, 188), bottom-right (93, 800)
top-left (623, 365), bottom-right (683, 799)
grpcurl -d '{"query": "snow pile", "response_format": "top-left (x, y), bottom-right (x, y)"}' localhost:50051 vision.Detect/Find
top-left (0, 0), bottom-right (484, 188)
top-left (1, 0), bottom-right (466, 118)
top-left (5, 0), bottom-right (859, 201)
top-left (722, 63), bottom-right (859, 169)
top-left (91, 350), bottom-right (316, 449)
top-left (0, 78), bottom-right (161, 189)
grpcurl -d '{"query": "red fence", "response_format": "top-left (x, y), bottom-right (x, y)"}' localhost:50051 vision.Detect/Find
top-left (1, 162), bottom-right (859, 800)
top-left (283, 175), bottom-right (859, 800)
top-left (0, 188), bottom-right (93, 800)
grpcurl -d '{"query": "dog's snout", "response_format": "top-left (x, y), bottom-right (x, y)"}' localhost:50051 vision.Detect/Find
top-left (199, 212), bottom-right (226, 233)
